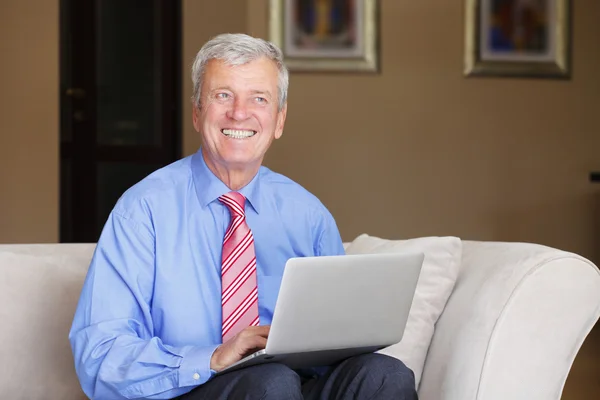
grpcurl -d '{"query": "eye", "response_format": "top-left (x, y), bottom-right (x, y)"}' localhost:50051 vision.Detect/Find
top-left (255, 97), bottom-right (267, 104)
top-left (216, 93), bottom-right (230, 99)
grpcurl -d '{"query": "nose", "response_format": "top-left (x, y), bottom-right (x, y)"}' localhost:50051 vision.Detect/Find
top-left (227, 98), bottom-right (249, 121)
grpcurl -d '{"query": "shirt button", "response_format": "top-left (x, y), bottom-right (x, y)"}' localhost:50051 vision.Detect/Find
top-left (193, 373), bottom-right (200, 380)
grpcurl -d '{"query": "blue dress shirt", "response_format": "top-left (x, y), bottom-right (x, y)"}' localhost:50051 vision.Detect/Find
top-left (68, 149), bottom-right (345, 399)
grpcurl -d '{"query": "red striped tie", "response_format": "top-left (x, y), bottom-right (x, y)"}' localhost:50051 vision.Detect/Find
top-left (219, 192), bottom-right (260, 342)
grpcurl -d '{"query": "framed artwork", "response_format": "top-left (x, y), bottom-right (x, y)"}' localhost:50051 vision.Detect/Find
top-left (269, 0), bottom-right (379, 72)
top-left (464, 0), bottom-right (570, 78)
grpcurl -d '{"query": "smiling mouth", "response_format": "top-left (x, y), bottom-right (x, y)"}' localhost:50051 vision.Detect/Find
top-left (221, 129), bottom-right (256, 139)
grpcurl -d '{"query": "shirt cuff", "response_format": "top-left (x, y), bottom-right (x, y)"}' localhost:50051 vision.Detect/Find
top-left (178, 344), bottom-right (220, 387)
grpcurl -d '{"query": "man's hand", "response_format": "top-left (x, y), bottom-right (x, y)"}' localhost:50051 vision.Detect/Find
top-left (210, 326), bottom-right (270, 372)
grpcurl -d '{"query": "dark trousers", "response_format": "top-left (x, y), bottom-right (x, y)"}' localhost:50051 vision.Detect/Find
top-left (175, 353), bottom-right (418, 399)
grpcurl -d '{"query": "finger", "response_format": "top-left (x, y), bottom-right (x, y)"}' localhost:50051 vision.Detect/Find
top-left (237, 331), bottom-right (268, 350)
top-left (242, 325), bottom-right (270, 337)
top-left (254, 325), bottom-right (271, 336)
top-left (245, 335), bottom-right (267, 350)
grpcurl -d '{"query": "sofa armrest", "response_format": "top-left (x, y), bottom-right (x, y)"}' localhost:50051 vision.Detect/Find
top-left (418, 241), bottom-right (600, 400)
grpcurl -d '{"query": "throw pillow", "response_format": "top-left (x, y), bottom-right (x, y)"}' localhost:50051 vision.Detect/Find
top-left (344, 234), bottom-right (462, 388)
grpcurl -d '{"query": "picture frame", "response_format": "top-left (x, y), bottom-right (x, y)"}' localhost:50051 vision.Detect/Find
top-left (464, 0), bottom-right (571, 78)
top-left (269, 0), bottom-right (379, 72)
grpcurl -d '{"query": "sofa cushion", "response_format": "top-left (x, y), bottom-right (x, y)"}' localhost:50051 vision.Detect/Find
top-left (0, 244), bottom-right (95, 399)
top-left (344, 234), bottom-right (461, 388)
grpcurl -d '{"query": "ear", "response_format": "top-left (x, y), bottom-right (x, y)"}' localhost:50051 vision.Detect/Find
top-left (192, 104), bottom-right (201, 132)
top-left (274, 103), bottom-right (287, 139)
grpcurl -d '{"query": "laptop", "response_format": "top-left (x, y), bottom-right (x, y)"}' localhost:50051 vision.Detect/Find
top-left (216, 251), bottom-right (424, 375)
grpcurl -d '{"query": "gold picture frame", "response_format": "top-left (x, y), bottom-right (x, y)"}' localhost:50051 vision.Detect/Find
top-left (269, 0), bottom-right (379, 72)
top-left (464, 0), bottom-right (571, 78)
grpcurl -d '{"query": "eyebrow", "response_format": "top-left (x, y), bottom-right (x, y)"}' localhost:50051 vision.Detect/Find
top-left (211, 87), bottom-right (272, 99)
top-left (210, 86), bottom-right (233, 93)
top-left (249, 89), bottom-right (272, 98)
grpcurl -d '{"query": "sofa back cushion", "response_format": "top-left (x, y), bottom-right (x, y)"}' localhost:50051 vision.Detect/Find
top-left (0, 244), bottom-right (95, 399)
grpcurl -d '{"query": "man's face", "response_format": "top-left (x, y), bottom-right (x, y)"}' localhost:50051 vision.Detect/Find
top-left (193, 57), bottom-right (287, 172)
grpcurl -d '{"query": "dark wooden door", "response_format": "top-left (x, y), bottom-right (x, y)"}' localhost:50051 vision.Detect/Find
top-left (60, 0), bottom-right (181, 242)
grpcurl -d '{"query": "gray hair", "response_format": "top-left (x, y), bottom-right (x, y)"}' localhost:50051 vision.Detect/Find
top-left (191, 33), bottom-right (289, 111)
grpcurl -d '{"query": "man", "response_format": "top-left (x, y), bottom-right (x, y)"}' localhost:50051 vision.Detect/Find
top-left (69, 33), bottom-right (417, 399)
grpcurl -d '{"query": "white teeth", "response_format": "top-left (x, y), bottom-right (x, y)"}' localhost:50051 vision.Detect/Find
top-left (222, 129), bottom-right (256, 139)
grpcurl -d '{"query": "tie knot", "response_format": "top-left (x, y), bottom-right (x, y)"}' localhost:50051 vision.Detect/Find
top-left (219, 192), bottom-right (246, 217)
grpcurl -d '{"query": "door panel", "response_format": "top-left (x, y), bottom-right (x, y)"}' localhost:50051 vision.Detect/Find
top-left (96, 1), bottom-right (163, 146)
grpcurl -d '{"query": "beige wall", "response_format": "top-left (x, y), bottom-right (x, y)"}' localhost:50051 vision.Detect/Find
top-left (182, 0), bottom-right (600, 262)
top-left (3, 1), bottom-right (600, 264)
top-left (0, 0), bottom-right (59, 243)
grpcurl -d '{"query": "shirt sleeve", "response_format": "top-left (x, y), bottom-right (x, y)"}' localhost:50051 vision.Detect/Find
top-left (69, 209), bottom-right (217, 400)
top-left (316, 208), bottom-right (346, 257)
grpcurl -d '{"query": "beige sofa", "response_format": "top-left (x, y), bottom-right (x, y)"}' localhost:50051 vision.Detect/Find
top-left (1, 240), bottom-right (599, 400)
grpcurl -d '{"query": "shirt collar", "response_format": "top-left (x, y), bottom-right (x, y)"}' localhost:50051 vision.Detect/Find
top-left (191, 148), bottom-right (262, 214)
